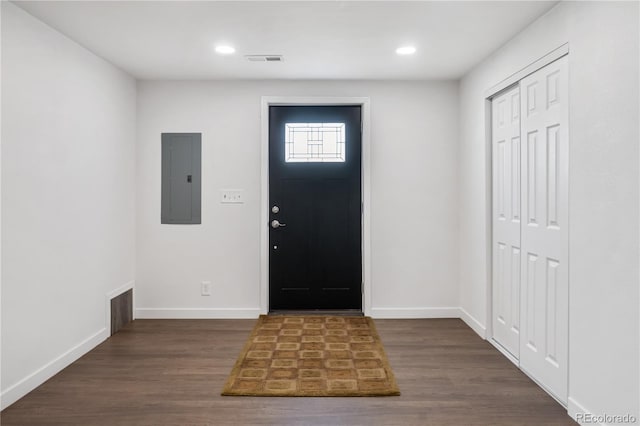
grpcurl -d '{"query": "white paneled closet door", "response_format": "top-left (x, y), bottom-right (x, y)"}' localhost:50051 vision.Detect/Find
top-left (491, 85), bottom-right (522, 359)
top-left (519, 55), bottom-right (569, 404)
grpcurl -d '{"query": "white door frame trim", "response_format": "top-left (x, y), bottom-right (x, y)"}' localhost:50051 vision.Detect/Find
top-left (484, 43), bottom-right (569, 99)
top-left (260, 96), bottom-right (372, 316)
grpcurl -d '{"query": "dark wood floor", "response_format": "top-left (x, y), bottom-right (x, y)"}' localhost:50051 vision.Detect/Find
top-left (1, 319), bottom-right (576, 426)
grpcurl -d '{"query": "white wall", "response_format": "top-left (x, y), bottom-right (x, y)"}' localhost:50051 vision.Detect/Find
top-left (1, 2), bottom-right (136, 409)
top-left (458, 1), bottom-right (639, 422)
top-left (136, 80), bottom-right (459, 319)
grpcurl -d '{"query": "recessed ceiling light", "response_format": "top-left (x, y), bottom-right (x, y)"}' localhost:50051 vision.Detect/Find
top-left (215, 45), bottom-right (236, 55)
top-left (396, 46), bottom-right (416, 55)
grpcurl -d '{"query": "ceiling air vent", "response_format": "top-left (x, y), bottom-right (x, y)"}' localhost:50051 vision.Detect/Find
top-left (245, 55), bottom-right (284, 62)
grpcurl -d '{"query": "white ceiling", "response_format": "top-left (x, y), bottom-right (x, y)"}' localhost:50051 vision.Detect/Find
top-left (13, 1), bottom-right (558, 80)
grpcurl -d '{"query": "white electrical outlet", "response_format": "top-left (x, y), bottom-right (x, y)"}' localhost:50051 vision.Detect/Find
top-left (201, 281), bottom-right (212, 296)
top-left (220, 189), bottom-right (244, 204)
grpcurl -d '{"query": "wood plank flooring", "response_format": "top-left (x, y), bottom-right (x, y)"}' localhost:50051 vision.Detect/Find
top-left (1, 319), bottom-right (576, 426)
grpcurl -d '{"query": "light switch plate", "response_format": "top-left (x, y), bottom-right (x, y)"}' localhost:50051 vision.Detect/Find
top-left (220, 189), bottom-right (244, 204)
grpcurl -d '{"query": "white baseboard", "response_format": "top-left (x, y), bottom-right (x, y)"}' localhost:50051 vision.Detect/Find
top-left (370, 307), bottom-right (460, 319)
top-left (0, 327), bottom-right (108, 410)
top-left (568, 397), bottom-right (608, 426)
top-left (137, 308), bottom-right (469, 320)
top-left (459, 307), bottom-right (487, 339)
top-left (135, 308), bottom-right (261, 319)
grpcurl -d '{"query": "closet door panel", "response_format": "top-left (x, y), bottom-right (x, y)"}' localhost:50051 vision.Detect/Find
top-left (491, 85), bottom-right (521, 359)
top-left (519, 55), bottom-right (569, 404)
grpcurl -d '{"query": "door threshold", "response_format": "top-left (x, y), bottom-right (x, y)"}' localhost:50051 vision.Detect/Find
top-left (269, 309), bottom-right (363, 317)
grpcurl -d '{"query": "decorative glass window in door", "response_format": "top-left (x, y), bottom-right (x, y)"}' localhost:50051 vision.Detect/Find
top-left (285, 123), bottom-right (346, 162)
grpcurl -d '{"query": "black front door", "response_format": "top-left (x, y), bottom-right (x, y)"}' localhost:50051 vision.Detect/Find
top-left (269, 106), bottom-right (362, 310)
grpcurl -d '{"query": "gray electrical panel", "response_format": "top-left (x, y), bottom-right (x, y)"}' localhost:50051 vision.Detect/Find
top-left (161, 133), bottom-right (202, 224)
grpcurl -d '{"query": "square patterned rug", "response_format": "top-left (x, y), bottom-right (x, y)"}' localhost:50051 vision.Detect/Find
top-left (221, 315), bottom-right (400, 396)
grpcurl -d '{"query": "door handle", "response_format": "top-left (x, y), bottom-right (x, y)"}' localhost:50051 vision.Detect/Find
top-left (271, 219), bottom-right (286, 229)
top-left (187, 175), bottom-right (192, 183)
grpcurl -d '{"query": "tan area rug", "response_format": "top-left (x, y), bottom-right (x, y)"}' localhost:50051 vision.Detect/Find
top-left (221, 315), bottom-right (400, 396)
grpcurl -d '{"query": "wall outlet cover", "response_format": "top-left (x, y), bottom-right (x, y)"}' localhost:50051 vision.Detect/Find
top-left (201, 281), bottom-right (212, 296)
